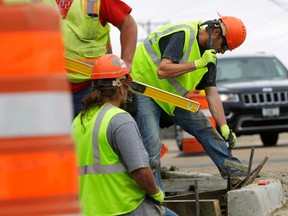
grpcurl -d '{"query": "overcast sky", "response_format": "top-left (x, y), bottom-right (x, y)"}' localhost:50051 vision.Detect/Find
top-left (111, 0), bottom-right (288, 67)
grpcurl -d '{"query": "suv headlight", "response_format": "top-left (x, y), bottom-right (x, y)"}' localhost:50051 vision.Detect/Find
top-left (219, 93), bottom-right (239, 103)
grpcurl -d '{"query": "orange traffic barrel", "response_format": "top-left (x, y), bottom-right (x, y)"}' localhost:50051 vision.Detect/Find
top-left (0, 2), bottom-right (79, 215)
top-left (181, 90), bottom-right (216, 153)
top-left (160, 143), bottom-right (169, 158)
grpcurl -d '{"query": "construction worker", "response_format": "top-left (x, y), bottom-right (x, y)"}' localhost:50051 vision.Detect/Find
top-left (130, 14), bottom-right (247, 190)
top-left (42, 0), bottom-right (137, 117)
top-left (72, 54), bottom-right (168, 216)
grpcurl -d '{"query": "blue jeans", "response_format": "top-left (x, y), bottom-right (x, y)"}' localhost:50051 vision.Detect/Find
top-left (165, 207), bottom-right (178, 216)
top-left (134, 94), bottom-right (243, 184)
top-left (72, 84), bottom-right (92, 118)
top-left (134, 94), bottom-right (179, 216)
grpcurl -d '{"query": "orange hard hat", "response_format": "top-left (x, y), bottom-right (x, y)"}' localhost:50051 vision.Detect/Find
top-left (218, 13), bottom-right (247, 51)
top-left (91, 54), bottom-right (130, 83)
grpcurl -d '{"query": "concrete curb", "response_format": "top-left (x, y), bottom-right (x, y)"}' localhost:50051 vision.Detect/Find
top-left (227, 178), bottom-right (286, 216)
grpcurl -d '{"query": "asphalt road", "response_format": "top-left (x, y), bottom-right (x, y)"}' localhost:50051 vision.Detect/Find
top-left (161, 132), bottom-right (288, 177)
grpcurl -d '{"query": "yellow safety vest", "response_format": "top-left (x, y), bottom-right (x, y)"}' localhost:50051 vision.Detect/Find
top-left (43, 0), bottom-right (111, 83)
top-left (72, 104), bottom-right (146, 215)
top-left (131, 21), bottom-right (208, 116)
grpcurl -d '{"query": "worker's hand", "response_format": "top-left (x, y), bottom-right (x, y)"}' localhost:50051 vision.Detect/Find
top-left (220, 125), bottom-right (236, 148)
top-left (150, 187), bottom-right (164, 204)
top-left (195, 49), bottom-right (217, 69)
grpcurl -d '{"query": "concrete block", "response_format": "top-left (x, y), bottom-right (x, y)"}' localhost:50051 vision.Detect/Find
top-left (227, 179), bottom-right (286, 216)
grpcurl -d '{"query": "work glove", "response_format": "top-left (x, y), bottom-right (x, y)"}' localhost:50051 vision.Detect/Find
top-left (220, 125), bottom-right (236, 148)
top-left (150, 187), bottom-right (164, 204)
top-left (194, 49), bottom-right (217, 69)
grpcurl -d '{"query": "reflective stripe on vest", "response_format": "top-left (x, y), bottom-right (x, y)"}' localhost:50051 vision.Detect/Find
top-left (78, 104), bottom-right (127, 175)
top-left (85, 0), bottom-right (98, 16)
top-left (143, 24), bottom-right (195, 96)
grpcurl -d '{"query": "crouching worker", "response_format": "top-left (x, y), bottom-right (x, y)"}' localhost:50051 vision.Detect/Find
top-left (72, 54), bottom-right (166, 216)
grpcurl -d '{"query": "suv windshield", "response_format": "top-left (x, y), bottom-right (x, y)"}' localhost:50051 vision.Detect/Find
top-left (216, 57), bottom-right (288, 82)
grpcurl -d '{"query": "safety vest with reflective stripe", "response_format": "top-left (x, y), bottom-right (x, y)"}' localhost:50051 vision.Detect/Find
top-left (43, 0), bottom-right (110, 83)
top-left (72, 103), bottom-right (146, 215)
top-left (131, 21), bottom-right (208, 116)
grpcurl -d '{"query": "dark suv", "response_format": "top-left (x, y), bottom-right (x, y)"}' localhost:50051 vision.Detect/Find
top-left (217, 53), bottom-right (288, 146)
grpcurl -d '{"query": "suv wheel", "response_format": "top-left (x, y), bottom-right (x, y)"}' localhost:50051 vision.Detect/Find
top-left (260, 132), bottom-right (278, 147)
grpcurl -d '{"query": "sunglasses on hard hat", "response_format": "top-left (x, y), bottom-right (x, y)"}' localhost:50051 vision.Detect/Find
top-left (221, 35), bottom-right (229, 51)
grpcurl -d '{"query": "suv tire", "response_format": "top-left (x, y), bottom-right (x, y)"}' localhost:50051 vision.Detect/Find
top-left (260, 132), bottom-right (278, 147)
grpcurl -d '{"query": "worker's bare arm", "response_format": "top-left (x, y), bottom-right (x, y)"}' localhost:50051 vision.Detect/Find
top-left (117, 14), bottom-right (137, 72)
top-left (131, 167), bottom-right (159, 195)
top-left (205, 86), bottom-right (227, 127)
top-left (157, 58), bottom-right (197, 79)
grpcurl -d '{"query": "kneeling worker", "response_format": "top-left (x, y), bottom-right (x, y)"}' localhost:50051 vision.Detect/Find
top-left (72, 54), bottom-right (166, 215)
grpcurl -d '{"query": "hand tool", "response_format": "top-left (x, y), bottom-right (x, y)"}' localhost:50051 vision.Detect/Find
top-left (226, 129), bottom-right (235, 190)
top-left (65, 57), bottom-right (200, 113)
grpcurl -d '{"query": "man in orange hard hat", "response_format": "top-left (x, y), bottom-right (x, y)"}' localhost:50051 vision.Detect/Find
top-left (130, 14), bottom-right (247, 190)
top-left (72, 54), bottom-right (167, 216)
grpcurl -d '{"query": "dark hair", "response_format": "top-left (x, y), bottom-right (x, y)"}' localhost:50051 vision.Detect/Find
top-left (79, 85), bottom-right (120, 129)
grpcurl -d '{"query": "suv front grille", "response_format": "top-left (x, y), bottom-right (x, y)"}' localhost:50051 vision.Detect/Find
top-left (242, 91), bottom-right (288, 106)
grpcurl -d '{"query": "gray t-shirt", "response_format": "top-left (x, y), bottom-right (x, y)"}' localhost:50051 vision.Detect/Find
top-left (107, 113), bottom-right (149, 173)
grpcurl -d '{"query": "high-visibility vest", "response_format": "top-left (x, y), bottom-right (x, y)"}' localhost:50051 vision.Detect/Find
top-left (43, 0), bottom-right (111, 83)
top-left (0, 3), bottom-right (79, 215)
top-left (72, 103), bottom-right (146, 215)
top-left (131, 22), bottom-right (208, 116)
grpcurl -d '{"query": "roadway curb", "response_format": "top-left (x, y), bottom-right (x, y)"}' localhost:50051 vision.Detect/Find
top-left (227, 178), bottom-right (286, 216)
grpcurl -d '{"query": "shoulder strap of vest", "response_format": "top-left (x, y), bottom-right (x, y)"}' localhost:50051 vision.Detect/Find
top-left (143, 23), bottom-right (196, 96)
top-left (79, 104), bottom-right (127, 175)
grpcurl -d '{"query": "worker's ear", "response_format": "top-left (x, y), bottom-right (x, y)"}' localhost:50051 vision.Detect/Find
top-left (213, 28), bottom-right (221, 36)
top-left (119, 84), bottom-right (125, 97)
